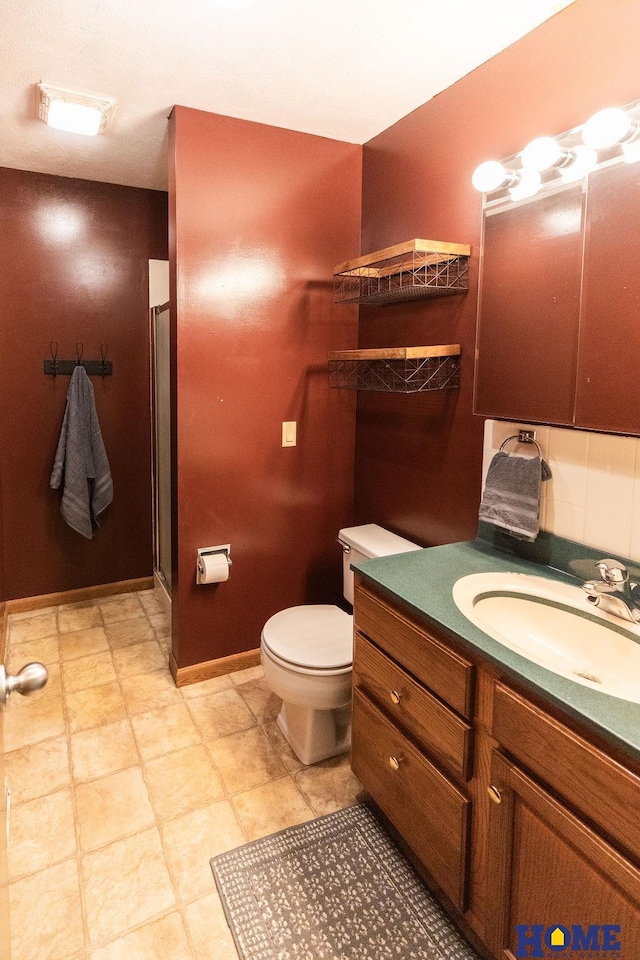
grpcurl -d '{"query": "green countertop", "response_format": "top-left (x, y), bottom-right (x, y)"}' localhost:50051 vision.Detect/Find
top-left (352, 538), bottom-right (640, 764)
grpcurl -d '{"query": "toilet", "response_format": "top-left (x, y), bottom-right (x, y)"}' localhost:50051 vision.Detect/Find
top-left (260, 524), bottom-right (420, 765)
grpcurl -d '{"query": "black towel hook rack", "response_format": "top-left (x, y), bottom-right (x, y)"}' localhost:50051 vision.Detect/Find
top-left (44, 342), bottom-right (113, 378)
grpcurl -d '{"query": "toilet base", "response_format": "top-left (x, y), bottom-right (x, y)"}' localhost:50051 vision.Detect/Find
top-left (277, 701), bottom-right (351, 766)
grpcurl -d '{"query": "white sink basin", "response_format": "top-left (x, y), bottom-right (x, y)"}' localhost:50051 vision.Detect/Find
top-left (453, 572), bottom-right (640, 704)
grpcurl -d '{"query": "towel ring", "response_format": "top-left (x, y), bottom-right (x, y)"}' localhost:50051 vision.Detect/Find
top-left (500, 432), bottom-right (542, 458)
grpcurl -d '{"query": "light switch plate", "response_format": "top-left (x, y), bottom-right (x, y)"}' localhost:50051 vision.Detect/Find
top-left (282, 421), bottom-right (297, 447)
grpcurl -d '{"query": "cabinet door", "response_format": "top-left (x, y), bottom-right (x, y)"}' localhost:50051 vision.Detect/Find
top-left (474, 186), bottom-right (584, 425)
top-left (575, 162), bottom-right (640, 433)
top-left (485, 750), bottom-right (640, 959)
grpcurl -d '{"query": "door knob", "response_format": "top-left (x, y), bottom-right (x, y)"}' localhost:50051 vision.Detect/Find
top-left (0, 663), bottom-right (48, 706)
top-left (487, 785), bottom-right (503, 805)
top-left (389, 755), bottom-right (403, 771)
top-left (389, 690), bottom-right (402, 705)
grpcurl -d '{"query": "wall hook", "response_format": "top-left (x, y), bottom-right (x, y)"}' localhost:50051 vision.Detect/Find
top-left (49, 341), bottom-right (59, 378)
top-left (99, 343), bottom-right (109, 378)
top-left (75, 342), bottom-right (84, 365)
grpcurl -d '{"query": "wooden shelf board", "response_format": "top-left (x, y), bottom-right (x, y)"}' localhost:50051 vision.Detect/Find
top-left (334, 239), bottom-right (471, 277)
top-left (328, 344), bottom-right (461, 362)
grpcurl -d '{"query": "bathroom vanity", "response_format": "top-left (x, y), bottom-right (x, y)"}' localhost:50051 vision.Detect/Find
top-left (350, 541), bottom-right (640, 959)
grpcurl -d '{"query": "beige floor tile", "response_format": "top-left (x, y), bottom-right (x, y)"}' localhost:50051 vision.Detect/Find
top-left (207, 726), bottom-right (287, 794)
top-left (145, 744), bottom-right (224, 820)
top-left (112, 639), bottom-right (166, 678)
top-left (70, 719), bottom-right (139, 782)
top-left (183, 892), bottom-right (239, 960)
top-left (9, 859), bottom-right (85, 959)
top-left (8, 610), bottom-right (58, 643)
top-left (62, 650), bottom-right (117, 694)
top-left (232, 776), bottom-right (314, 841)
top-left (10, 604), bottom-right (58, 621)
top-left (90, 912), bottom-right (191, 960)
top-left (60, 625), bottom-right (110, 660)
top-left (262, 718), bottom-right (305, 773)
top-left (161, 801), bottom-right (244, 904)
top-left (120, 668), bottom-right (182, 715)
top-left (228, 664), bottom-right (264, 686)
top-left (100, 594), bottom-right (145, 623)
top-left (8, 633), bottom-right (60, 668)
top-left (8, 660), bottom-right (62, 709)
top-left (186, 688), bottom-right (257, 742)
top-left (58, 604), bottom-right (103, 633)
top-left (9, 788), bottom-right (77, 880)
top-left (149, 612), bottom-right (171, 638)
top-left (65, 681), bottom-right (128, 733)
top-left (76, 766), bottom-right (155, 852)
top-left (235, 677), bottom-right (281, 723)
top-left (5, 736), bottom-right (70, 804)
top-left (82, 826), bottom-right (175, 945)
top-left (180, 673), bottom-right (233, 700)
top-left (105, 618), bottom-right (156, 648)
top-left (131, 702), bottom-right (201, 762)
top-left (4, 695), bottom-right (66, 751)
top-left (138, 589), bottom-right (164, 617)
top-left (294, 752), bottom-right (363, 815)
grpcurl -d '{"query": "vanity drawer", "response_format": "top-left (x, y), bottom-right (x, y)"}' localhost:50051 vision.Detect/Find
top-left (354, 582), bottom-right (474, 719)
top-left (354, 632), bottom-right (473, 781)
top-left (352, 688), bottom-right (470, 911)
top-left (493, 683), bottom-right (640, 859)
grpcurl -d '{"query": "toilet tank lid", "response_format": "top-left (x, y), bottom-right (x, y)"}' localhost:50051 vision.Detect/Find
top-left (338, 523), bottom-right (421, 559)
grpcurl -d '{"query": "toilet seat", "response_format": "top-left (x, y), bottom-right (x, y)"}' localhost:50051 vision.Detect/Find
top-left (261, 605), bottom-right (353, 673)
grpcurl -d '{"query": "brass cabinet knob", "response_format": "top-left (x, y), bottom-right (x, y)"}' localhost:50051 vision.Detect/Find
top-left (389, 755), bottom-right (403, 771)
top-left (487, 785), bottom-right (502, 805)
top-left (390, 689), bottom-right (402, 705)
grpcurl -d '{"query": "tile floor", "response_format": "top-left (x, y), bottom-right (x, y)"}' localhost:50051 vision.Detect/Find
top-left (4, 589), bottom-right (363, 959)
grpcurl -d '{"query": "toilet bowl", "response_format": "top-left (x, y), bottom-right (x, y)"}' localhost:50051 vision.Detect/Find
top-left (261, 524), bottom-right (421, 766)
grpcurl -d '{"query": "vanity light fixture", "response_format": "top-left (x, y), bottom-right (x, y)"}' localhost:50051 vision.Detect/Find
top-left (37, 83), bottom-right (117, 136)
top-left (472, 97), bottom-right (640, 198)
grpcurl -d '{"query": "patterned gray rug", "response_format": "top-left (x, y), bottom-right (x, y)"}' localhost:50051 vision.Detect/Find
top-left (211, 802), bottom-right (482, 960)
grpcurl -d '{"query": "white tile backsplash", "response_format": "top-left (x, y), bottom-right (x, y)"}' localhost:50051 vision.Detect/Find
top-left (482, 420), bottom-right (639, 561)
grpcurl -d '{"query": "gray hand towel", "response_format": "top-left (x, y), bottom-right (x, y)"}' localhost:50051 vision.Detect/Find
top-left (50, 365), bottom-right (113, 539)
top-left (479, 451), bottom-right (551, 542)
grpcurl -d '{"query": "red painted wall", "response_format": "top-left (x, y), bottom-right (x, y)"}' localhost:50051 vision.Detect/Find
top-left (170, 108), bottom-right (361, 667)
top-left (356, 0), bottom-right (640, 546)
top-left (0, 168), bottom-right (168, 599)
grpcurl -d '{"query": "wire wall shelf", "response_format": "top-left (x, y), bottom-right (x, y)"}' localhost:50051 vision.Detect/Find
top-left (328, 345), bottom-right (461, 394)
top-left (333, 239), bottom-right (470, 306)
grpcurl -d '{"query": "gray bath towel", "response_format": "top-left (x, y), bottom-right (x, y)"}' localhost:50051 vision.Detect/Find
top-left (479, 451), bottom-right (551, 542)
top-left (50, 365), bottom-right (113, 539)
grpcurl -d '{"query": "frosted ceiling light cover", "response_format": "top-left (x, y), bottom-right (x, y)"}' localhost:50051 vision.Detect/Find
top-left (582, 108), bottom-right (633, 150)
top-left (471, 160), bottom-right (510, 193)
top-left (38, 83), bottom-right (116, 136)
top-left (521, 136), bottom-right (564, 171)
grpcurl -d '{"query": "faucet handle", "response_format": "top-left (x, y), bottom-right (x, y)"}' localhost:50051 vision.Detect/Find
top-left (596, 559), bottom-right (628, 585)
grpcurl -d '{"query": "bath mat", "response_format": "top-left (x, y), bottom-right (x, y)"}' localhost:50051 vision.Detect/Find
top-left (211, 802), bottom-right (481, 960)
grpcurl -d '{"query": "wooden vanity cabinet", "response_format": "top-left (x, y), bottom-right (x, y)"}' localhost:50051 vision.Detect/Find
top-left (351, 577), bottom-right (640, 960)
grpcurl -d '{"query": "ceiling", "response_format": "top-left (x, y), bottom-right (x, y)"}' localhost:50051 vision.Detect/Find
top-left (1, 0), bottom-right (574, 192)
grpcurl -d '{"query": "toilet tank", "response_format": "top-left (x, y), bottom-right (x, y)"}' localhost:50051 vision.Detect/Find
top-left (338, 524), bottom-right (421, 606)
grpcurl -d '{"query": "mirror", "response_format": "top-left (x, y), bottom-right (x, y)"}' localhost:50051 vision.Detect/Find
top-left (474, 157), bottom-right (640, 436)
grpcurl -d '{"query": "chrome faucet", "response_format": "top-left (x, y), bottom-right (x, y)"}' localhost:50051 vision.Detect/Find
top-left (582, 559), bottom-right (640, 624)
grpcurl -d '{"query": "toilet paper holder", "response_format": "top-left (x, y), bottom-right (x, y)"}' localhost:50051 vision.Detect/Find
top-left (196, 544), bottom-right (232, 584)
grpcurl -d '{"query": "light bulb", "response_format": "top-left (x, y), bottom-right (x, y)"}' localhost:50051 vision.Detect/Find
top-left (471, 160), bottom-right (510, 193)
top-left (622, 139), bottom-right (640, 164)
top-left (560, 145), bottom-right (597, 183)
top-left (582, 108), bottom-right (634, 150)
top-left (521, 136), bottom-right (565, 172)
top-left (508, 169), bottom-right (541, 202)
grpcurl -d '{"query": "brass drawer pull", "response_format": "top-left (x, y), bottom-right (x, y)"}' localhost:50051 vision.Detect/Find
top-left (487, 785), bottom-right (502, 805)
top-left (389, 755), bottom-right (403, 771)
top-left (390, 689), bottom-right (402, 705)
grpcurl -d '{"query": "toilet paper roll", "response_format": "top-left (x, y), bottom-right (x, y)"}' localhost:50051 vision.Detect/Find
top-left (197, 553), bottom-right (230, 584)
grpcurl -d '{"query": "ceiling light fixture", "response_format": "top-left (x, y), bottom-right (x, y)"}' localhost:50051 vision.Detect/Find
top-left (37, 83), bottom-right (117, 136)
